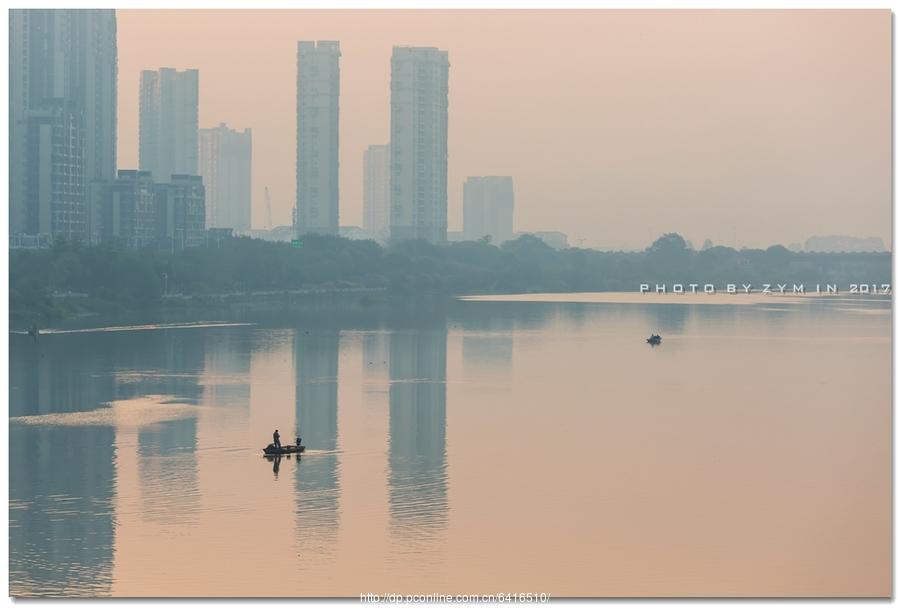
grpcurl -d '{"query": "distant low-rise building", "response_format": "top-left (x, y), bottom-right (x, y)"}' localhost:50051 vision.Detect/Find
top-left (240, 226), bottom-right (296, 242)
top-left (9, 234), bottom-right (53, 249)
top-left (88, 171), bottom-right (205, 251)
top-left (205, 227), bottom-right (234, 247)
top-left (156, 175), bottom-right (206, 251)
top-left (90, 170), bottom-right (157, 247)
top-left (339, 226), bottom-right (371, 241)
top-left (804, 235), bottom-right (887, 253)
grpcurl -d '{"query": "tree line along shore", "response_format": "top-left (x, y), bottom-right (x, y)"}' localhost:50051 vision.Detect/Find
top-left (10, 232), bottom-right (891, 325)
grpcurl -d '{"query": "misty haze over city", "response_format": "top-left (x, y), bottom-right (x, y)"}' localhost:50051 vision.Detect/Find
top-left (114, 9), bottom-right (890, 251)
top-left (9, 7), bottom-right (893, 600)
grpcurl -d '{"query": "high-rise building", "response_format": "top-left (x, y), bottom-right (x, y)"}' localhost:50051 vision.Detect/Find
top-left (25, 101), bottom-right (86, 241)
top-left (390, 47), bottom-right (449, 244)
top-left (463, 176), bottom-right (515, 244)
top-left (199, 123), bottom-right (252, 231)
top-left (74, 11), bottom-right (118, 193)
top-left (296, 41), bottom-right (341, 236)
top-left (139, 68), bottom-right (199, 183)
top-left (9, 9), bottom-right (117, 239)
top-left (363, 144), bottom-right (390, 239)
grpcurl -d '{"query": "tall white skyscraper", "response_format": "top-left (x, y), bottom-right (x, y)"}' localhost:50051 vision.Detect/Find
top-left (390, 47), bottom-right (449, 244)
top-left (199, 123), bottom-right (252, 231)
top-left (139, 68), bottom-right (199, 183)
top-left (9, 9), bottom-right (117, 239)
top-left (296, 40), bottom-right (341, 236)
top-left (463, 176), bottom-right (515, 244)
top-left (363, 144), bottom-right (390, 239)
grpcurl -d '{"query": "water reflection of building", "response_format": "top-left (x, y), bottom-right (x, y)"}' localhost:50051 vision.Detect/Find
top-left (388, 327), bottom-right (448, 537)
top-left (120, 331), bottom-right (206, 523)
top-left (10, 424), bottom-right (117, 596)
top-left (113, 330), bottom-right (207, 404)
top-left (9, 329), bottom-right (214, 596)
top-left (10, 334), bottom-right (116, 417)
top-left (362, 331), bottom-right (390, 379)
top-left (9, 336), bottom-right (117, 596)
top-left (294, 330), bottom-right (341, 547)
top-left (202, 332), bottom-right (252, 408)
top-left (461, 334), bottom-right (513, 371)
top-left (460, 313), bottom-right (514, 378)
top-left (136, 417), bottom-right (199, 524)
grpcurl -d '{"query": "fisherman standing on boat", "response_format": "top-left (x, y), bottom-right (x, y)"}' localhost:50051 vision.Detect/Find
top-left (273, 429), bottom-right (281, 450)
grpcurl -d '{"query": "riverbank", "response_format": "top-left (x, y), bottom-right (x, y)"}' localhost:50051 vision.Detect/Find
top-left (9, 286), bottom-right (394, 330)
top-left (11, 232), bottom-right (890, 327)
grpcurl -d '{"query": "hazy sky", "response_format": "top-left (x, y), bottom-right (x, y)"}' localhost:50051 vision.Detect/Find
top-left (117, 10), bottom-right (890, 249)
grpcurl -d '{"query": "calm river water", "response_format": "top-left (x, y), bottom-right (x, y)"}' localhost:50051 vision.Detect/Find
top-left (9, 293), bottom-right (891, 597)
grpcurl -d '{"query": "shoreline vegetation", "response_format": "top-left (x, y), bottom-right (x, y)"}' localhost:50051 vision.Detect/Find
top-left (10, 232), bottom-right (891, 327)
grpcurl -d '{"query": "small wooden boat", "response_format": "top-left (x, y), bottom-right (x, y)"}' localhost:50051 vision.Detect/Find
top-left (262, 443), bottom-right (305, 456)
top-left (646, 333), bottom-right (662, 346)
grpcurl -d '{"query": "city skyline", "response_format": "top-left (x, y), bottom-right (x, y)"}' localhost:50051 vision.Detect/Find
top-left (9, 8), bottom-right (215, 251)
top-left (115, 9), bottom-right (890, 250)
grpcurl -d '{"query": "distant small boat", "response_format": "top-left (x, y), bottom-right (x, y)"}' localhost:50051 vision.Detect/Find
top-left (263, 444), bottom-right (305, 456)
top-left (646, 334), bottom-right (662, 346)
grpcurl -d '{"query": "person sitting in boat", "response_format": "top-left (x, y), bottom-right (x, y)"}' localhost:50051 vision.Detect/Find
top-left (296, 435), bottom-right (302, 447)
top-left (273, 429), bottom-right (281, 449)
